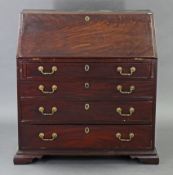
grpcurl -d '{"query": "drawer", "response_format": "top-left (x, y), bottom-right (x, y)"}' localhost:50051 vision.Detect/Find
top-left (21, 99), bottom-right (153, 124)
top-left (20, 125), bottom-right (153, 150)
top-left (20, 80), bottom-right (154, 99)
top-left (25, 62), bottom-right (151, 80)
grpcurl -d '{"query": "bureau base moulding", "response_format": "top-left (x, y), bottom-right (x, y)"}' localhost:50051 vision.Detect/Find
top-left (14, 149), bottom-right (159, 164)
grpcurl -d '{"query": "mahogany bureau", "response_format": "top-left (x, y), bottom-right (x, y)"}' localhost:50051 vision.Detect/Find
top-left (14, 10), bottom-right (159, 164)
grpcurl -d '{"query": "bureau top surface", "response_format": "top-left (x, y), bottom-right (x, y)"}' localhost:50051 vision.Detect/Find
top-left (17, 10), bottom-right (157, 59)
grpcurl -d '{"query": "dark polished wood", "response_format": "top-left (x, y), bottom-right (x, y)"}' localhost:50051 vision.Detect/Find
top-left (20, 99), bottom-right (153, 124)
top-left (20, 80), bottom-right (154, 99)
top-left (20, 125), bottom-right (153, 150)
top-left (14, 153), bottom-right (43, 164)
top-left (17, 10), bottom-right (156, 58)
top-left (25, 62), bottom-right (152, 80)
top-left (130, 154), bottom-right (159, 164)
top-left (14, 149), bottom-right (159, 164)
top-left (15, 10), bottom-right (159, 164)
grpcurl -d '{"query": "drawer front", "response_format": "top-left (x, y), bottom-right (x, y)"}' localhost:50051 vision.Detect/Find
top-left (20, 125), bottom-right (153, 150)
top-left (21, 99), bottom-right (153, 124)
top-left (20, 80), bottom-right (154, 99)
top-left (25, 62), bottom-right (151, 80)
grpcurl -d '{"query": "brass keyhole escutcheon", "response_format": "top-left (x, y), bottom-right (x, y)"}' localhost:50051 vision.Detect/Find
top-left (84, 64), bottom-right (90, 72)
top-left (85, 16), bottom-right (90, 22)
top-left (85, 82), bottom-right (90, 89)
top-left (85, 127), bottom-right (90, 134)
top-left (85, 103), bottom-right (90, 111)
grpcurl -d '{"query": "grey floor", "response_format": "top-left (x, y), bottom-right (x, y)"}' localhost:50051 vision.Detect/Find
top-left (0, 102), bottom-right (173, 175)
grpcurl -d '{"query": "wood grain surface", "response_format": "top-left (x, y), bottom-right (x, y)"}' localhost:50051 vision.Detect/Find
top-left (17, 11), bottom-right (157, 58)
top-left (20, 125), bottom-right (153, 150)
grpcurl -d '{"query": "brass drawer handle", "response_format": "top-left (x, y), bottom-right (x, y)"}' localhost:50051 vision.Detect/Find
top-left (116, 107), bottom-right (135, 117)
top-left (38, 84), bottom-right (57, 94)
top-left (116, 132), bottom-right (134, 142)
top-left (117, 66), bottom-right (136, 76)
top-left (85, 127), bottom-right (90, 134)
top-left (38, 66), bottom-right (57, 75)
top-left (39, 132), bottom-right (57, 141)
top-left (84, 82), bottom-right (90, 89)
top-left (116, 85), bottom-right (135, 94)
top-left (84, 64), bottom-right (90, 72)
top-left (85, 103), bottom-right (90, 111)
top-left (38, 106), bottom-right (57, 116)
